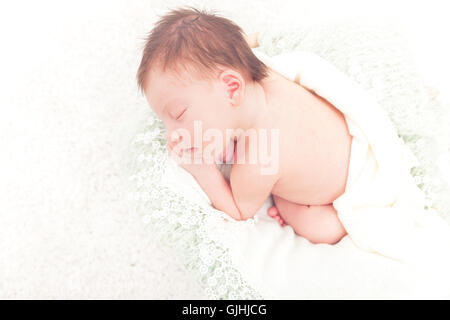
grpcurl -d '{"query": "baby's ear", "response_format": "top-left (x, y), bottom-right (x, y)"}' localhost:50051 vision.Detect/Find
top-left (244, 32), bottom-right (259, 48)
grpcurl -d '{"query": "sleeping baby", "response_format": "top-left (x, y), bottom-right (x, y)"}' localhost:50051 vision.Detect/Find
top-left (137, 7), bottom-right (350, 244)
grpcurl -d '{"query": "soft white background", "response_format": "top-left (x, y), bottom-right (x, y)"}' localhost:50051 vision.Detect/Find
top-left (0, 0), bottom-right (449, 298)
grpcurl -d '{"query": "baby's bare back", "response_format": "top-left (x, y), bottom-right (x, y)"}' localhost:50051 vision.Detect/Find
top-left (269, 79), bottom-right (353, 206)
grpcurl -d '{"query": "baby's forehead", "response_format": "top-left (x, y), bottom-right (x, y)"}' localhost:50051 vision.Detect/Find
top-left (145, 60), bottom-right (220, 97)
top-left (145, 68), bottom-right (209, 106)
top-left (147, 67), bottom-right (197, 89)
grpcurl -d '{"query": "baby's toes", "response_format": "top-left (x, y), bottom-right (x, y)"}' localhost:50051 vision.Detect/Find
top-left (276, 215), bottom-right (287, 226)
top-left (275, 215), bottom-right (284, 225)
top-left (267, 206), bottom-right (279, 218)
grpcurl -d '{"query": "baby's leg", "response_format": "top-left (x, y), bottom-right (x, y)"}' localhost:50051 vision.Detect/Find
top-left (269, 195), bottom-right (347, 244)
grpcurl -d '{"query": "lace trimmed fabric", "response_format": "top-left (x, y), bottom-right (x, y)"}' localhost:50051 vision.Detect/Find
top-left (128, 116), bottom-right (264, 299)
top-left (127, 19), bottom-right (450, 299)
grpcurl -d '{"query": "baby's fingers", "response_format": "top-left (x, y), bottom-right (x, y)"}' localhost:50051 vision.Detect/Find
top-left (166, 141), bottom-right (176, 152)
top-left (167, 143), bottom-right (183, 164)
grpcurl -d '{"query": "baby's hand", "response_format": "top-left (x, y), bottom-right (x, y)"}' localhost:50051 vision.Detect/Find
top-left (166, 142), bottom-right (218, 178)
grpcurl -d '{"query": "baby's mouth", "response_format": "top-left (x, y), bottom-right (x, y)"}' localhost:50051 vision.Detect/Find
top-left (179, 147), bottom-right (200, 156)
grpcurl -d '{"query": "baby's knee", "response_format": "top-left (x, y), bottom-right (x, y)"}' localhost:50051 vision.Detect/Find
top-left (293, 221), bottom-right (346, 244)
top-left (287, 204), bottom-right (347, 244)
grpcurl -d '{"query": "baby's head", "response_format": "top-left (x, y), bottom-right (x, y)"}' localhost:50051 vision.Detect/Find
top-left (136, 7), bottom-right (269, 160)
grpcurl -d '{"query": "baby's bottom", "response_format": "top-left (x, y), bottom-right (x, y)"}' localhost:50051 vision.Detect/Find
top-left (268, 195), bottom-right (347, 244)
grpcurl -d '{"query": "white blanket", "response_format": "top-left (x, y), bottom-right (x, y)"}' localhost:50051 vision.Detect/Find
top-left (203, 48), bottom-right (450, 299)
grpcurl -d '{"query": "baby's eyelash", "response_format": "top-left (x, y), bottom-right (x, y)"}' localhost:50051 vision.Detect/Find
top-left (176, 108), bottom-right (187, 120)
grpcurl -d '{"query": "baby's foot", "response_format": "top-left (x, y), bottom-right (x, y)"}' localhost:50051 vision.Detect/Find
top-left (267, 206), bottom-right (287, 226)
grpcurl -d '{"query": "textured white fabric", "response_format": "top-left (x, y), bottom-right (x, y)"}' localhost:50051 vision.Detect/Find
top-left (4, 0), bottom-right (449, 299)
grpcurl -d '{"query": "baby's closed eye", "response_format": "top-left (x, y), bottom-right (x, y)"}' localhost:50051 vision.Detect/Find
top-left (169, 106), bottom-right (187, 120)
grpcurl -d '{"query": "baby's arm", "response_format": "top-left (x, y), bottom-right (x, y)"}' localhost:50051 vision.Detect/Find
top-left (188, 163), bottom-right (242, 220)
top-left (168, 144), bottom-right (278, 221)
top-left (186, 162), bottom-right (278, 221)
top-left (167, 142), bottom-right (242, 220)
top-left (230, 162), bottom-right (279, 220)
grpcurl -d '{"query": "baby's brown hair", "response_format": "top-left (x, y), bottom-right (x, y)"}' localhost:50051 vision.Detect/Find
top-left (136, 6), bottom-right (269, 95)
